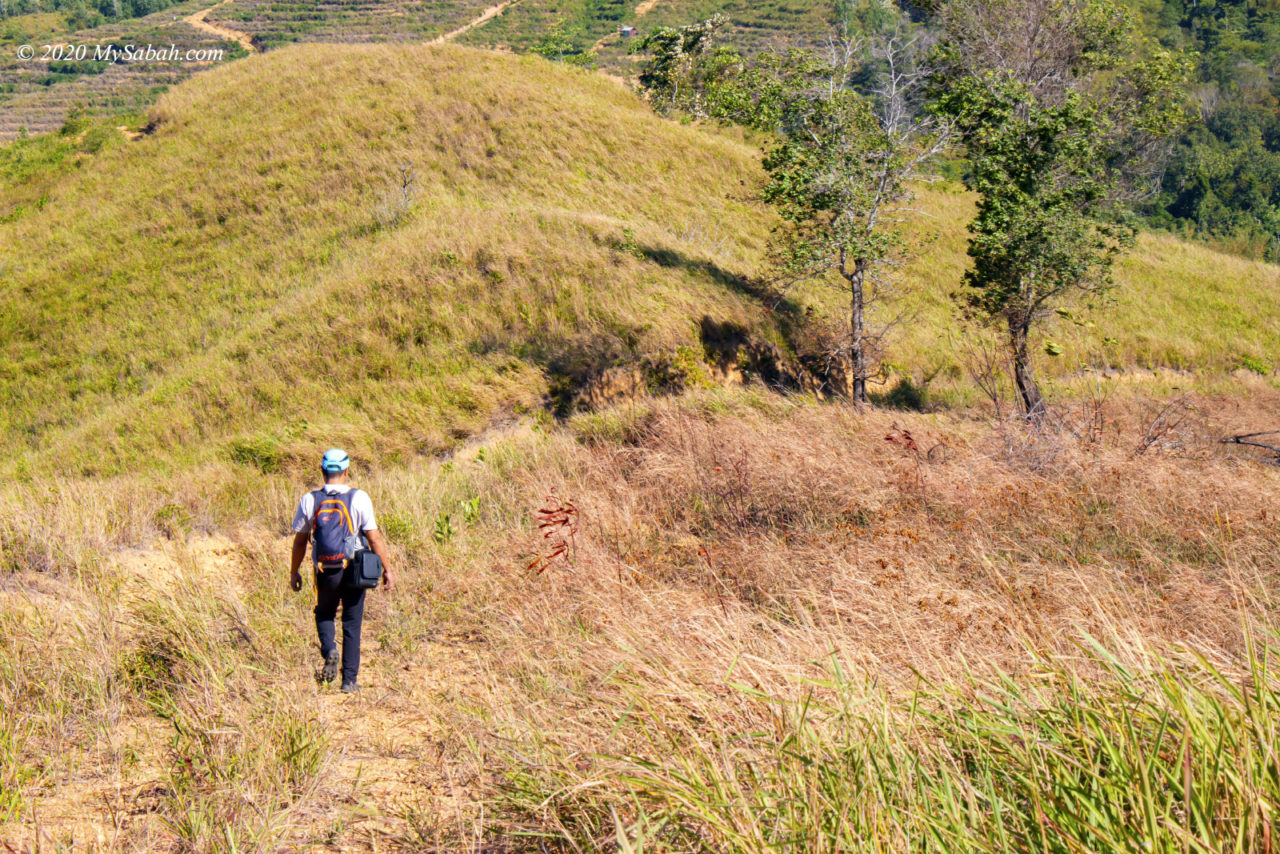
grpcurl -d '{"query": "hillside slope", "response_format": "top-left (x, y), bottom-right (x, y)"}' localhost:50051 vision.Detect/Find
top-left (1, 42), bottom-right (1277, 479)
top-left (0, 43), bottom-right (780, 476)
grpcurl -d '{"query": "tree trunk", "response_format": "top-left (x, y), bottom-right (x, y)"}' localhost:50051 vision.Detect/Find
top-left (849, 260), bottom-right (868, 405)
top-left (1009, 321), bottom-right (1045, 418)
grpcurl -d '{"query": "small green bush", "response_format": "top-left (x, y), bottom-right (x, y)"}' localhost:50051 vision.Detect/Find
top-left (227, 435), bottom-right (283, 474)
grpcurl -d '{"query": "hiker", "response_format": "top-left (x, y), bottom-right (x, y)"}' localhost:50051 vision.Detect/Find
top-left (288, 449), bottom-right (394, 693)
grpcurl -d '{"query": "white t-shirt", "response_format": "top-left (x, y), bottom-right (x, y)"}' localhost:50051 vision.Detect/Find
top-left (291, 484), bottom-right (378, 534)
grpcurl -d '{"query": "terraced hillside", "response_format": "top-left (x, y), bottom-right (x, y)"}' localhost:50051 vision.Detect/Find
top-left (202, 0), bottom-right (838, 62)
top-left (203, 0), bottom-right (494, 49)
top-left (0, 0), bottom-right (247, 140)
top-left (548, 0), bottom-right (842, 74)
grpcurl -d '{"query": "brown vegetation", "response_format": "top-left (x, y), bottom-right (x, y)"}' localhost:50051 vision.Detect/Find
top-left (2, 383), bottom-right (1279, 848)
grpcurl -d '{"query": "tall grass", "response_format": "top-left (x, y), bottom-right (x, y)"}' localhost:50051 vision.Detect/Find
top-left (601, 638), bottom-right (1280, 852)
top-left (0, 487), bottom-right (330, 849)
top-left (3, 386), bottom-right (1280, 847)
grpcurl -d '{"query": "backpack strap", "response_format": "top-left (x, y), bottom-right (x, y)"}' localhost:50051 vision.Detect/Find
top-left (349, 488), bottom-right (371, 548)
top-left (309, 488), bottom-right (325, 569)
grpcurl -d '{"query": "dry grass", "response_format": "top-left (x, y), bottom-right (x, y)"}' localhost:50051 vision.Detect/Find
top-left (3, 38), bottom-right (1279, 852)
top-left (2, 385), bottom-right (1279, 848)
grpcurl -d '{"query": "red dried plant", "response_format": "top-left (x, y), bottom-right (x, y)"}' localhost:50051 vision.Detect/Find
top-left (884, 423), bottom-right (919, 453)
top-left (528, 491), bottom-right (580, 574)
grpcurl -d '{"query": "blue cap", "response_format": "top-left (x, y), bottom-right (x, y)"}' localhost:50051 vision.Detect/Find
top-left (321, 448), bottom-right (350, 473)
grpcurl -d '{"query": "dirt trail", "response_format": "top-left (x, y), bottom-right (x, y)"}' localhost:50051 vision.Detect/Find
top-left (183, 0), bottom-right (257, 53)
top-left (430, 0), bottom-right (521, 44)
top-left (293, 638), bottom-right (491, 848)
top-left (3, 532), bottom-right (487, 850)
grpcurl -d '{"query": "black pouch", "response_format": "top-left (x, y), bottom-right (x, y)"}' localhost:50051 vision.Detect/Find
top-left (346, 548), bottom-right (382, 589)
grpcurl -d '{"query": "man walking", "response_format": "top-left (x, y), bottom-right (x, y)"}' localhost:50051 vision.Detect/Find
top-left (289, 449), bottom-right (394, 693)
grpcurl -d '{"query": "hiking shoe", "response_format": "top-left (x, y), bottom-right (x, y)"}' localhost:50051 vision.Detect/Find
top-left (321, 650), bottom-right (340, 684)
top-left (340, 681), bottom-right (359, 694)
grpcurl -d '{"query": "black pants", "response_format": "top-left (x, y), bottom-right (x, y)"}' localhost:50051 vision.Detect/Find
top-left (314, 567), bottom-right (367, 684)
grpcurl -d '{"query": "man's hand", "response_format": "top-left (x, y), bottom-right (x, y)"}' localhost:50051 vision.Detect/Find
top-left (290, 531), bottom-right (309, 593)
top-left (382, 568), bottom-right (394, 591)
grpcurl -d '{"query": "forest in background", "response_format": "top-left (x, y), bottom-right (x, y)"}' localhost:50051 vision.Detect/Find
top-left (1134, 0), bottom-right (1280, 260)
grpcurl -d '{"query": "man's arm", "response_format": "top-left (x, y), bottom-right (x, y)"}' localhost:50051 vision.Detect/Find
top-left (289, 531), bottom-right (309, 592)
top-left (364, 528), bottom-right (394, 590)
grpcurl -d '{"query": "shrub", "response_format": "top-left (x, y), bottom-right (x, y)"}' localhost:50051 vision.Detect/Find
top-left (227, 435), bottom-right (282, 474)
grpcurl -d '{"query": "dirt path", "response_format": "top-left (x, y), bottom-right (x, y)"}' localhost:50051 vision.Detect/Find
top-left (3, 533), bottom-right (489, 850)
top-left (633, 0), bottom-right (661, 17)
top-left (430, 0), bottom-right (520, 44)
top-left (184, 0), bottom-right (257, 53)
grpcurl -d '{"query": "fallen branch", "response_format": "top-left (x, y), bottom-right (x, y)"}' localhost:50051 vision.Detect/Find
top-left (1220, 431), bottom-right (1280, 462)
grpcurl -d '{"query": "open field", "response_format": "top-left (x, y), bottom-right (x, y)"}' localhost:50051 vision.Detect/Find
top-left (3, 385), bottom-right (1280, 849)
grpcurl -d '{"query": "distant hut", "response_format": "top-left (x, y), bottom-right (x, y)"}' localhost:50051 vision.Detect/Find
top-left (619, 25), bottom-right (638, 38)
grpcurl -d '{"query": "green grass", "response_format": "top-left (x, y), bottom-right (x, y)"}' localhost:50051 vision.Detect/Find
top-left (0, 43), bottom-right (1277, 479)
top-left (0, 44), bottom-right (779, 476)
top-left (796, 182), bottom-right (1280, 404)
top-left (0, 12), bottom-right (71, 45)
top-left (537, 638), bottom-right (1280, 852)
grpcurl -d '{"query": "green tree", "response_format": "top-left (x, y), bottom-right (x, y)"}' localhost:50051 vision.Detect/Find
top-left (635, 14), bottom-right (739, 117)
top-left (638, 8), bottom-right (949, 403)
top-left (533, 20), bottom-right (597, 68)
top-left (743, 38), bottom-right (950, 403)
top-left (933, 0), bottom-right (1192, 416)
top-left (533, 20), bottom-right (575, 62)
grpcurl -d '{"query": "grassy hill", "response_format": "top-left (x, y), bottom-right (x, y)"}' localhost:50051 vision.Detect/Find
top-left (0, 43), bottom-right (783, 476)
top-left (0, 0), bottom-right (840, 142)
top-left (3, 43), bottom-right (1280, 851)
top-left (2, 42), bottom-right (1278, 478)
